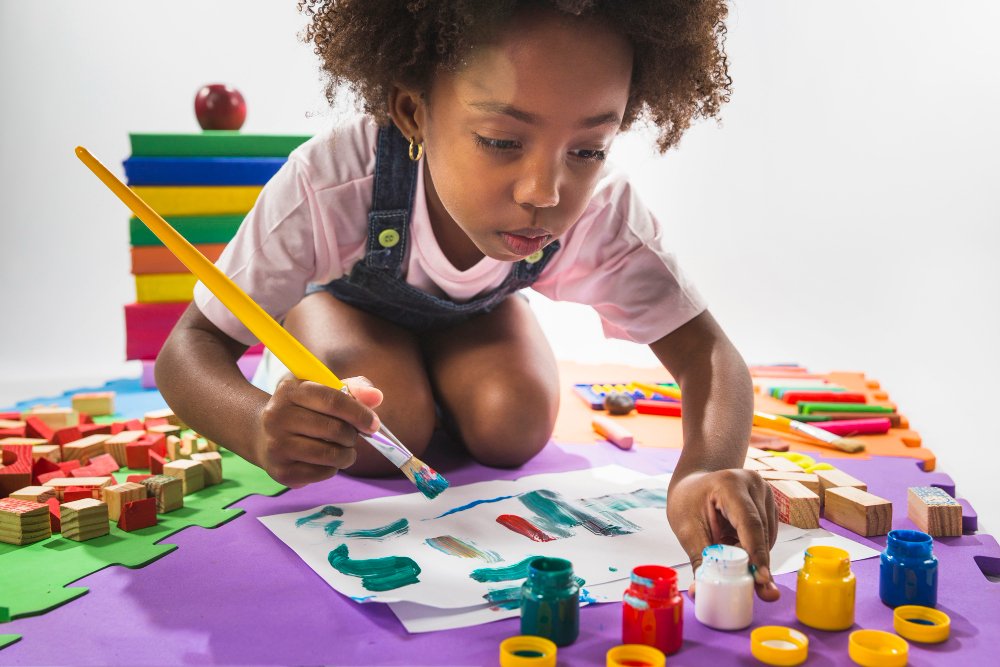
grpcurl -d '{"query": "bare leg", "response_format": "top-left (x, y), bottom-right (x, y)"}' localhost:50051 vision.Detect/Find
top-left (422, 295), bottom-right (560, 468)
top-left (282, 292), bottom-right (436, 477)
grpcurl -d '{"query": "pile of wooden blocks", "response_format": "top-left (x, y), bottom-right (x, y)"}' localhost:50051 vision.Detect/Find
top-left (0, 394), bottom-right (223, 546)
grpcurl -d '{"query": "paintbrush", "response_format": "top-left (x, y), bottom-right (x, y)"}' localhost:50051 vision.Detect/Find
top-left (76, 146), bottom-right (449, 499)
top-left (752, 411), bottom-right (865, 453)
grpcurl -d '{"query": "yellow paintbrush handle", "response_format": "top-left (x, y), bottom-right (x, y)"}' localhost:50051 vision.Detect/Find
top-left (75, 146), bottom-right (345, 392)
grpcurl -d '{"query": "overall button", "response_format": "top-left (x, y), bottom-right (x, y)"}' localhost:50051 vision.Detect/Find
top-left (525, 250), bottom-right (544, 264)
top-left (378, 229), bottom-right (400, 248)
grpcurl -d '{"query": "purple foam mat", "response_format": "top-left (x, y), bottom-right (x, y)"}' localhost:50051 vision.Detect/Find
top-left (1, 440), bottom-right (998, 666)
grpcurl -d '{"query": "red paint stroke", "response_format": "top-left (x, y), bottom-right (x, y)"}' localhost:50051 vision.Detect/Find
top-left (496, 514), bottom-right (555, 542)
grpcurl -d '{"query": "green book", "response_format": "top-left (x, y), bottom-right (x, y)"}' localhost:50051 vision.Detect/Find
top-left (129, 215), bottom-right (244, 246)
top-left (129, 132), bottom-right (311, 157)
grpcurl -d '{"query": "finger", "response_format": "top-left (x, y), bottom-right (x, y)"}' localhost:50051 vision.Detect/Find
top-left (718, 486), bottom-right (774, 589)
top-left (343, 376), bottom-right (384, 410)
top-left (280, 433), bottom-right (358, 470)
top-left (747, 482), bottom-right (781, 601)
top-left (289, 381), bottom-right (380, 434)
top-left (276, 403), bottom-right (360, 447)
top-left (673, 510), bottom-right (714, 598)
top-left (269, 459), bottom-right (342, 488)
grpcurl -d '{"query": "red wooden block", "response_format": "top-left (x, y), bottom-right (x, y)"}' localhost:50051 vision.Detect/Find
top-left (78, 413), bottom-right (94, 425)
top-left (123, 419), bottom-right (144, 431)
top-left (78, 423), bottom-right (112, 437)
top-left (62, 486), bottom-right (93, 503)
top-left (0, 426), bottom-right (27, 438)
top-left (125, 442), bottom-right (152, 470)
top-left (32, 457), bottom-right (62, 485)
top-left (0, 444), bottom-right (33, 496)
top-left (117, 496), bottom-right (157, 531)
top-left (58, 460), bottom-right (82, 473)
top-left (144, 417), bottom-right (169, 428)
top-left (149, 450), bottom-right (166, 475)
top-left (134, 432), bottom-right (167, 458)
top-left (70, 465), bottom-right (104, 478)
top-left (24, 416), bottom-right (55, 442)
top-left (87, 453), bottom-right (120, 475)
top-left (0, 412), bottom-right (21, 420)
top-left (47, 497), bottom-right (61, 532)
top-left (110, 422), bottom-right (127, 435)
top-left (54, 425), bottom-right (83, 446)
top-left (37, 470), bottom-right (68, 485)
top-left (125, 474), bottom-right (153, 484)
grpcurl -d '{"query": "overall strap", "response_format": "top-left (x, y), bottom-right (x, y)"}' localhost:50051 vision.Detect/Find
top-left (364, 125), bottom-right (419, 276)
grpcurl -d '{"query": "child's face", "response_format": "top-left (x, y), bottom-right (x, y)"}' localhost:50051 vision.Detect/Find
top-left (416, 9), bottom-right (634, 262)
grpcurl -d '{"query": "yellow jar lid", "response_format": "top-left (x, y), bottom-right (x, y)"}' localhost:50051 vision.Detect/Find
top-left (377, 228), bottom-right (400, 248)
top-left (893, 605), bottom-right (951, 644)
top-left (499, 635), bottom-right (557, 667)
top-left (750, 626), bottom-right (809, 666)
top-left (607, 644), bottom-right (666, 667)
top-left (848, 629), bottom-right (909, 667)
top-left (524, 250), bottom-right (544, 264)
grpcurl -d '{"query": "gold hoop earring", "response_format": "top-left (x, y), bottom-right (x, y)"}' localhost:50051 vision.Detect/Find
top-left (408, 136), bottom-right (423, 161)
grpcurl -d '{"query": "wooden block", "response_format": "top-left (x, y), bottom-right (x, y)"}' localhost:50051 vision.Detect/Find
top-left (60, 498), bottom-right (110, 541)
top-left (823, 487), bottom-right (892, 536)
top-left (0, 419), bottom-right (26, 430)
top-left (62, 434), bottom-right (111, 464)
top-left (24, 416), bottom-right (54, 442)
top-left (9, 486), bottom-right (56, 504)
top-left (78, 423), bottom-right (112, 438)
top-left (117, 497), bottom-right (157, 532)
top-left (591, 415), bottom-right (634, 449)
top-left (0, 444), bottom-right (34, 497)
top-left (743, 457), bottom-right (772, 472)
top-left (149, 450), bottom-right (166, 475)
top-left (757, 456), bottom-right (804, 473)
top-left (163, 459), bottom-right (205, 495)
top-left (103, 430), bottom-right (145, 467)
top-left (63, 487), bottom-right (93, 503)
top-left (44, 476), bottom-right (114, 501)
top-left (0, 497), bottom-right (52, 545)
top-left (47, 497), bottom-right (61, 533)
top-left (815, 468), bottom-right (867, 510)
top-left (148, 424), bottom-right (182, 438)
top-left (758, 470), bottom-right (820, 495)
top-left (23, 406), bottom-right (78, 430)
top-left (53, 426), bottom-right (83, 446)
top-left (907, 486), bottom-right (962, 537)
top-left (102, 482), bottom-right (147, 521)
top-left (767, 480), bottom-right (820, 529)
top-left (125, 474), bottom-right (153, 485)
top-left (0, 437), bottom-right (48, 447)
top-left (126, 441), bottom-right (152, 470)
top-left (32, 444), bottom-right (61, 463)
top-left (86, 453), bottom-right (120, 476)
top-left (144, 408), bottom-right (185, 429)
top-left (71, 391), bottom-right (115, 416)
top-left (191, 452), bottom-right (222, 485)
top-left (166, 435), bottom-right (188, 460)
top-left (746, 446), bottom-right (770, 459)
top-left (142, 475), bottom-right (184, 513)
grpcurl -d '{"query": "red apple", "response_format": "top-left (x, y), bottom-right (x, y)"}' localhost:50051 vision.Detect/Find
top-left (194, 84), bottom-right (247, 131)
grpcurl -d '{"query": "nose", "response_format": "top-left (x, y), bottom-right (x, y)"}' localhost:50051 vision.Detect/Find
top-left (513, 155), bottom-right (560, 209)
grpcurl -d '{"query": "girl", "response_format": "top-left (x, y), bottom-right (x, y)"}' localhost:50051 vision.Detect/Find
top-left (156, 0), bottom-right (780, 600)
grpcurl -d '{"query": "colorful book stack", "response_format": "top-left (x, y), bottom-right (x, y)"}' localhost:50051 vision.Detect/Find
top-left (122, 131), bottom-right (311, 388)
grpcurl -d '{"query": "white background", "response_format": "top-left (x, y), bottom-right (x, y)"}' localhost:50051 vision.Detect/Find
top-left (1, 2), bottom-right (997, 522)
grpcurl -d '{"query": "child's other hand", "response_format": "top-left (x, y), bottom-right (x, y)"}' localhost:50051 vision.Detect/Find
top-left (667, 469), bottom-right (780, 601)
top-left (252, 376), bottom-right (383, 488)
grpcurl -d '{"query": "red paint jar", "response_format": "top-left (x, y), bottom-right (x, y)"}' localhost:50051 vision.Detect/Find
top-left (622, 565), bottom-right (683, 655)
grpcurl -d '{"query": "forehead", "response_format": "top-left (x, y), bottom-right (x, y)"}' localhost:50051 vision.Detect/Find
top-left (443, 9), bottom-right (633, 126)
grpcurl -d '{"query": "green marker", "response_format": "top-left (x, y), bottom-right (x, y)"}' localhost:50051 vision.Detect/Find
top-left (798, 402), bottom-right (894, 415)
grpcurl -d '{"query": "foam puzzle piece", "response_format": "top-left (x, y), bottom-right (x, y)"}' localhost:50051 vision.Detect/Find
top-left (959, 498), bottom-right (978, 534)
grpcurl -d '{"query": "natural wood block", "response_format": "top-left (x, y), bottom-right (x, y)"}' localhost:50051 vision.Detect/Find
top-left (44, 476), bottom-right (114, 501)
top-left (767, 480), bottom-right (820, 529)
top-left (0, 419), bottom-right (26, 430)
top-left (815, 468), bottom-right (867, 510)
top-left (9, 486), bottom-right (56, 504)
top-left (32, 444), bottom-right (62, 463)
top-left (62, 434), bottom-right (111, 464)
top-left (102, 482), bottom-right (147, 521)
top-left (148, 424), bottom-right (182, 438)
top-left (1, 437), bottom-right (48, 447)
top-left (743, 457), bottom-right (772, 472)
top-left (144, 408), bottom-right (185, 429)
top-left (757, 456), bottom-right (805, 473)
top-left (907, 486), bottom-right (962, 537)
top-left (71, 392), bottom-right (115, 417)
top-left (60, 498), bottom-right (110, 541)
top-left (191, 452), bottom-right (222, 485)
top-left (163, 459), bottom-right (205, 495)
top-left (166, 435), bottom-right (188, 461)
top-left (746, 446), bottom-right (769, 459)
top-left (103, 430), bottom-right (145, 467)
top-left (0, 497), bottom-right (52, 545)
top-left (142, 475), bottom-right (184, 513)
top-left (759, 471), bottom-right (820, 495)
top-left (824, 487), bottom-right (892, 536)
top-left (23, 406), bottom-right (78, 430)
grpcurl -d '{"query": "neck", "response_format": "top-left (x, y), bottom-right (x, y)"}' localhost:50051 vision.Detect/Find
top-left (422, 160), bottom-right (485, 271)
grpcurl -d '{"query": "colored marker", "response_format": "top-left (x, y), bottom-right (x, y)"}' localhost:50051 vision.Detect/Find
top-left (782, 391), bottom-right (868, 405)
top-left (798, 402), bottom-right (894, 415)
top-left (811, 418), bottom-right (891, 436)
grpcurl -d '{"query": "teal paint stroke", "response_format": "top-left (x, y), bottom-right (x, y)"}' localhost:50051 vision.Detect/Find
top-left (343, 518), bottom-right (409, 540)
top-left (327, 544), bottom-right (421, 592)
top-left (295, 505), bottom-right (344, 527)
top-left (427, 495), bottom-right (516, 520)
top-left (514, 486), bottom-right (666, 540)
top-left (324, 520), bottom-right (343, 536)
top-left (470, 556), bottom-right (541, 583)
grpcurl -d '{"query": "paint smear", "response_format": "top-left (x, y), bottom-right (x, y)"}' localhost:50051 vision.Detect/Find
top-left (425, 535), bottom-right (502, 563)
top-left (343, 518), bottom-right (409, 540)
top-left (295, 505), bottom-right (343, 527)
top-left (324, 520), bottom-right (343, 536)
top-left (327, 544), bottom-right (420, 592)
top-left (428, 495), bottom-right (516, 520)
top-left (470, 556), bottom-right (541, 583)
top-left (496, 514), bottom-right (556, 542)
top-left (412, 464), bottom-right (449, 500)
top-left (520, 489), bottom-right (638, 537)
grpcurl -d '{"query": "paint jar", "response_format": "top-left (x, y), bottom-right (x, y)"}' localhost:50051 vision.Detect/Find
top-left (880, 529), bottom-right (938, 608)
top-left (606, 643), bottom-right (666, 667)
top-left (622, 565), bottom-right (683, 656)
top-left (520, 557), bottom-right (580, 647)
top-left (795, 545), bottom-right (855, 631)
top-left (694, 544), bottom-right (754, 630)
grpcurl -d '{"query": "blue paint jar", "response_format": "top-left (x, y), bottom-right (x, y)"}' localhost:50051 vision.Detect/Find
top-left (520, 557), bottom-right (580, 647)
top-left (880, 529), bottom-right (938, 608)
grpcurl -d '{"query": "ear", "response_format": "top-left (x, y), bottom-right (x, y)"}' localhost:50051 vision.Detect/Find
top-left (388, 86), bottom-right (427, 143)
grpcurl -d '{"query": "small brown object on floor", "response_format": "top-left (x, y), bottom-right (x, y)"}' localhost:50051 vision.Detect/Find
top-left (603, 391), bottom-right (635, 415)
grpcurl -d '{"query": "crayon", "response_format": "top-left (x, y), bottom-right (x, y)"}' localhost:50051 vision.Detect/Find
top-left (798, 402), bottom-right (894, 415)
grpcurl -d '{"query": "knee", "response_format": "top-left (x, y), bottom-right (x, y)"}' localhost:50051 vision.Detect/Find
top-left (459, 384), bottom-right (557, 468)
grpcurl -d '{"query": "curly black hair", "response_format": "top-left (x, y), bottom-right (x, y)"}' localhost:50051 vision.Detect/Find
top-left (298, 0), bottom-right (732, 153)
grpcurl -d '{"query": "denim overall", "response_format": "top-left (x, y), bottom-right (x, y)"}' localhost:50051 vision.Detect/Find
top-left (309, 125), bottom-right (560, 332)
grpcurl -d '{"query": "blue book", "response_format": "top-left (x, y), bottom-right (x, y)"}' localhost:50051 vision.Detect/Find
top-left (123, 156), bottom-right (286, 185)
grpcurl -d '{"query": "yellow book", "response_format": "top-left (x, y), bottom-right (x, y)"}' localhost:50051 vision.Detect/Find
top-left (131, 186), bottom-right (263, 216)
top-left (135, 273), bottom-right (197, 303)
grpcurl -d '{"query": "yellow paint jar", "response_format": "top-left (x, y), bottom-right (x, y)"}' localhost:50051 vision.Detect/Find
top-left (795, 545), bottom-right (855, 631)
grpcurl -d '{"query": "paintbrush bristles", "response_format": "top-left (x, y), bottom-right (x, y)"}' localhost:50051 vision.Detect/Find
top-left (399, 456), bottom-right (450, 500)
top-left (831, 437), bottom-right (866, 453)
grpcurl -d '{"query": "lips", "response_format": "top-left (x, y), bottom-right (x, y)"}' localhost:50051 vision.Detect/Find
top-left (499, 230), bottom-right (552, 256)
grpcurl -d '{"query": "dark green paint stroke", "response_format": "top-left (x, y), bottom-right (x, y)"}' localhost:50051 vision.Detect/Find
top-left (324, 520), bottom-right (343, 536)
top-left (470, 556), bottom-right (540, 583)
top-left (327, 544), bottom-right (421, 592)
top-left (295, 505), bottom-right (343, 527)
top-left (520, 489), bottom-right (635, 537)
top-left (343, 518), bottom-right (409, 540)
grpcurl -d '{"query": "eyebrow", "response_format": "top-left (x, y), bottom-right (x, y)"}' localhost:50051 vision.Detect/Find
top-left (469, 101), bottom-right (621, 129)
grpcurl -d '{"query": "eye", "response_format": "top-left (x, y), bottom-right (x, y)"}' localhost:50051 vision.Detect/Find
top-left (571, 148), bottom-right (607, 162)
top-left (473, 133), bottom-right (521, 153)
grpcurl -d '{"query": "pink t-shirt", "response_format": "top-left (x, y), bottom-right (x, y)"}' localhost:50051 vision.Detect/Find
top-left (194, 117), bottom-right (706, 346)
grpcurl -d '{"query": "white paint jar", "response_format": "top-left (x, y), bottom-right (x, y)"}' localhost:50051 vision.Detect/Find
top-left (694, 544), bottom-right (754, 630)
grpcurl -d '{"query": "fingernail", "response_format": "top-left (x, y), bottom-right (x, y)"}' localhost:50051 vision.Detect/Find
top-left (357, 376), bottom-right (373, 387)
top-left (369, 414), bottom-right (381, 433)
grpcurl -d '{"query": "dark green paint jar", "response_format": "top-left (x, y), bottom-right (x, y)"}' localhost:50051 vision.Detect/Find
top-left (520, 557), bottom-right (580, 647)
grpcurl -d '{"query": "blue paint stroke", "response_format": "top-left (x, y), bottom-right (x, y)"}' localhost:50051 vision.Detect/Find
top-left (343, 518), bottom-right (409, 540)
top-left (427, 494), bottom-right (516, 520)
top-left (296, 505), bottom-right (343, 527)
